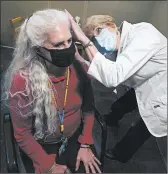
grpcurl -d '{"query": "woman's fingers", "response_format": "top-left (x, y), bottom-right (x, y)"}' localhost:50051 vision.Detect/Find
top-left (64, 9), bottom-right (76, 26)
top-left (93, 156), bottom-right (101, 165)
top-left (89, 150), bottom-right (101, 165)
top-left (84, 162), bottom-right (90, 174)
top-left (75, 158), bottom-right (80, 171)
top-left (88, 162), bottom-right (96, 173)
top-left (64, 9), bottom-right (87, 43)
top-left (64, 9), bottom-right (74, 21)
top-left (91, 159), bottom-right (102, 173)
top-left (64, 9), bottom-right (76, 28)
top-left (89, 152), bottom-right (102, 173)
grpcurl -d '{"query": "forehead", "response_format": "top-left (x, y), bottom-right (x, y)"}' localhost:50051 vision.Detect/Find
top-left (47, 23), bottom-right (71, 43)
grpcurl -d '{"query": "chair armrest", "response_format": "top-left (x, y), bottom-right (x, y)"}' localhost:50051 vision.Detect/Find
top-left (94, 109), bottom-right (107, 170)
top-left (3, 113), bottom-right (19, 173)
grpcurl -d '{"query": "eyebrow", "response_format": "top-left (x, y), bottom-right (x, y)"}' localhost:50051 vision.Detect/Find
top-left (51, 37), bottom-right (72, 47)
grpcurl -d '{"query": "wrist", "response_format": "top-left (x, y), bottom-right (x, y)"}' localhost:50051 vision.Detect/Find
top-left (80, 144), bottom-right (91, 148)
top-left (80, 37), bottom-right (90, 46)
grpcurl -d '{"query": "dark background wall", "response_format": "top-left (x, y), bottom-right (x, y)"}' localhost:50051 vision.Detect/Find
top-left (1, 1), bottom-right (167, 47)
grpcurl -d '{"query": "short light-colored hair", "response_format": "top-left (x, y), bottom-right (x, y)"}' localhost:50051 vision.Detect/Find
top-left (83, 15), bottom-right (116, 39)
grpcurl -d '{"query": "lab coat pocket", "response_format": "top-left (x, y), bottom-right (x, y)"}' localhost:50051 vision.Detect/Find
top-left (151, 95), bottom-right (167, 124)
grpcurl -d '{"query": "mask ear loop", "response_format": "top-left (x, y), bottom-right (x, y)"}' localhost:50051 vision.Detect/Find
top-left (32, 46), bottom-right (51, 71)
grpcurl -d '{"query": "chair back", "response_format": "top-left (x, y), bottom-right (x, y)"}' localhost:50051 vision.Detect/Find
top-left (10, 17), bottom-right (24, 39)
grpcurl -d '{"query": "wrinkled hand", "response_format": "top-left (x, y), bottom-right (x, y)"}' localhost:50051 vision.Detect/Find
top-left (76, 148), bottom-right (102, 173)
top-left (64, 9), bottom-right (89, 45)
top-left (51, 163), bottom-right (67, 173)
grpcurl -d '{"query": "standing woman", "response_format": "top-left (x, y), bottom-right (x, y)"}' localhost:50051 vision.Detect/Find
top-left (65, 10), bottom-right (167, 164)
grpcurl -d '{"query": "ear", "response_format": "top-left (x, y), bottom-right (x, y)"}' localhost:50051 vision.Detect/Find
top-left (107, 22), bottom-right (117, 28)
top-left (108, 25), bottom-right (118, 33)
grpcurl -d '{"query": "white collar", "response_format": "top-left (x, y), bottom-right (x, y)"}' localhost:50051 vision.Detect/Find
top-left (118, 21), bottom-right (132, 54)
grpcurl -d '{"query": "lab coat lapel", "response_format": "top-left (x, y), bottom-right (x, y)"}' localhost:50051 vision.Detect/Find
top-left (118, 21), bottom-right (132, 55)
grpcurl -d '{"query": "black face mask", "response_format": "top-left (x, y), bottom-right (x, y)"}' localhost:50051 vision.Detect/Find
top-left (37, 42), bottom-right (76, 67)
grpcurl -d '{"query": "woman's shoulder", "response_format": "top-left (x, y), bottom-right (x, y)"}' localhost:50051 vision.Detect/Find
top-left (12, 71), bottom-right (26, 82)
top-left (12, 71), bottom-right (28, 85)
top-left (131, 22), bottom-right (160, 35)
top-left (11, 71), bottom-right (27, 92)
top-left (126, 21), bottom-right (165, 43)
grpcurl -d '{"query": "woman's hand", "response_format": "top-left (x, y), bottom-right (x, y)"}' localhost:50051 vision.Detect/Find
top-left (50, 163), bottom-right (67, 173)
top-left (64, 9), bottom-right (90, 45)
top-left (76, 147), bottom-right (102, 173)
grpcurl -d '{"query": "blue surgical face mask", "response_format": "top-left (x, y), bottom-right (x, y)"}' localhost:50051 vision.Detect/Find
top-left (95, 28), bottom-right (117, 52)
top-left (93, 37), bottom-right (117, 62)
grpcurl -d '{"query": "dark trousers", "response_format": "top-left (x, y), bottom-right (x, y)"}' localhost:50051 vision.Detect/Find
top-left (20, 127), bottom-right (98, 173)
top-left (106, 88), bottom-right (151, 163)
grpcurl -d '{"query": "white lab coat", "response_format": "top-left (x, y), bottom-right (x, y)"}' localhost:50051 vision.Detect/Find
top-left (88, 21), bottom-right (167, 137)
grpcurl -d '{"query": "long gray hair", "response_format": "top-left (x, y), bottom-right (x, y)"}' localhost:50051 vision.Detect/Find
top-left (2, 9), bottom-right (70, 139)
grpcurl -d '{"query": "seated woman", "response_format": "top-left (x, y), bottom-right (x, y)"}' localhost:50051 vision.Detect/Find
top-left (3, 9), bottom-right (101, 173)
